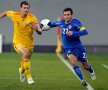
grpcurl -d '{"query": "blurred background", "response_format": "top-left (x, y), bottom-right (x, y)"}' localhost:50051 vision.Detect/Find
top-left (0, 1), bottom-right (108, 90)
top-left (0, 0), bottom-right (108, 54)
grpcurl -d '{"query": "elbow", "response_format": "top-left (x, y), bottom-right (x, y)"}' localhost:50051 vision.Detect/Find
top-left (35, 29), bottom-right (42, 35)
top-left (85, 30), bottom-right (88, 35)
top-left (38, 32), bottom-right (42, 35)
top-left (83, 30), bottom-right (88, 35)
top-left (37, 31), bottom-right (42, 35)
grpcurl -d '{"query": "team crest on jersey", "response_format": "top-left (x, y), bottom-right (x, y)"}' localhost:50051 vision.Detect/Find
top-left (24, 22), bottom-right (29, 26)
top-left (24, 22), bottom-right (33, 27)
top-left (68, 25), bottom-right (72, 29)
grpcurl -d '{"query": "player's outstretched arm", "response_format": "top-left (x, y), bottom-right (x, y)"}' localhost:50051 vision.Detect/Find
top-left (40, 19), bottom-right (61, 31)
top-left (33, 23), bottom-right (42, 35)
top-left (0, 11), bottom-right (7, 19)
top-left (48, 21), bottom-right (59, 28)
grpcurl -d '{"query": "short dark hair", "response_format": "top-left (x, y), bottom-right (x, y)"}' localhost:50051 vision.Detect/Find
top-left (63, 8), bottom-right (73, 15)
top-left (20, 1), bottom-right (30, 8)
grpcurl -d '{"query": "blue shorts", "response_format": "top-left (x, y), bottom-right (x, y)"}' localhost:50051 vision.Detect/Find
top-left (64, 46), bottom-right (88, 62)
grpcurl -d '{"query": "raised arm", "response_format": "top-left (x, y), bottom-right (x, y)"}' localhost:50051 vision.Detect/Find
top-left (0, 11), bottom-right (7, 19)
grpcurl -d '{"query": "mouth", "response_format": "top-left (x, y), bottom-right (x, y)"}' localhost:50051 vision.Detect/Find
top-left (66, 18), bottom-right (69, 21)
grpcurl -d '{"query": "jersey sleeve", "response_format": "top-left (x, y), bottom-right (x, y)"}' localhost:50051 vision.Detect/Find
top-left (32, 15), bottom-right (39, 24)
top-left (74, 19), bottom-right (86, 31)
top-left (49, 20), bottom-right (62, 28)
top-left (6, 11), bottom-right (15, 20)
top-left (72, 19), bottom-right (88, 37)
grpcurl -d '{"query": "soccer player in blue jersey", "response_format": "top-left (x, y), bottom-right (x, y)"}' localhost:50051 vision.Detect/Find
top-left (48, 8), bottom-right (96, 87)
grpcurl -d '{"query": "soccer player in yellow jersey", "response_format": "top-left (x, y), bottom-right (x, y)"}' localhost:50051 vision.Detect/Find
top-left (0, 1), bottom-right (42, 84)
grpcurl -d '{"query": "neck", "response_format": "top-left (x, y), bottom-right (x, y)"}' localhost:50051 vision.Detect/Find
top-left (65, 18), bottom-right (72, 24)
top-left (21, 13), bottom-right (27, 18)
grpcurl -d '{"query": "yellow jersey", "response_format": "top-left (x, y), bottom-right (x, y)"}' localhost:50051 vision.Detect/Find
top-left (6, 11), bottom-right (38, 46)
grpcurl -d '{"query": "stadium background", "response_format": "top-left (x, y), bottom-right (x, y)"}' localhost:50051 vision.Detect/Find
top-left (0, 0), bottom-right (108, 54)
top-left (0, 1), bottom-right (108, 90)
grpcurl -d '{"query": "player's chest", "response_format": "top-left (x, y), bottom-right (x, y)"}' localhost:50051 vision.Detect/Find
top-left (60, 24), bottom-right (76, 34)
top-left (14, 18), bottom-right (33, 28)
top-left (61, 24), bottom-right (76, 31)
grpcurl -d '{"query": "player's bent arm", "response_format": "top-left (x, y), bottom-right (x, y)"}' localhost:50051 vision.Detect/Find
top-left (72, 29), bottom-right (88, 37)
top-left (0, 11), bottom-right (7, 19)
top-left (33, 23), bottom-right (42, 35)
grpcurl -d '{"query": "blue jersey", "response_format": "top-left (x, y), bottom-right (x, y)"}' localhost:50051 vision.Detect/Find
top-left (50, 19), bottom-right (88, 49)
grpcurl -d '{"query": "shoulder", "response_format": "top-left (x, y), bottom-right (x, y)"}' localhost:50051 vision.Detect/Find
top-left (72, 19), bottom-right (81, 24)
top-left (28, 14), bottom-right (38, 23)
top-left (7, 11), bottom-right (19, 14)
top-left (14, 12), bottom-right (20, 15)
top-left (6, 11), bottom-right (19, 17)
top-left (28, 14), bottom-right (36, 18)
top-left (72, 19), bottom-right (83, 27)
top-left (28, 13), bottom-right (38, 20)
top-left (28, 13), bottom-right (34, 17)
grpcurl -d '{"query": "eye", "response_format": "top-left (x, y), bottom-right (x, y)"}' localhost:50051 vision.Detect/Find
top-left (64, 14), bottom-right (67, 16)
top-left (23, 7), bottom-right (26, 9)
top-left (23, 6), bottom-right (29, 9)
top-left (27, 7), bottom-right (30, 9)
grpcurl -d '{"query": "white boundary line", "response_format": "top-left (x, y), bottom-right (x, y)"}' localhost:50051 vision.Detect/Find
top-left (102, 64), bottom-right (108, 69)
top-left (57, 53), bottom-right (94, 90)
top-left (0, 77), bottom-right (75, 81)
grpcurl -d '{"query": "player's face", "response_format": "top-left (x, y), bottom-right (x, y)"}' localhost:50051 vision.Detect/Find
top-left (20, 4), bottom-right (30, 17)
top-left (63, 11), bottom-right (72, 23)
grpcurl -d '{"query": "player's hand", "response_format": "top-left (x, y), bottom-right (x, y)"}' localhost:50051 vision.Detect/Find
top-left (33, 23), bottom-right (38, 30)
top-left (33, 23), bottom-right (42, 35)
top-left (66, 31), bottom-right (73, 36)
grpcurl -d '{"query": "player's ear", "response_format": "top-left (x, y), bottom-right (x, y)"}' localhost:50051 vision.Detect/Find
top-left (20, 7), bottom-right (22, 12)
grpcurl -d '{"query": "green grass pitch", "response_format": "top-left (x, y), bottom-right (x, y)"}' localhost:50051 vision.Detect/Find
top-left (0, 53), bottom-right (108, 90)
